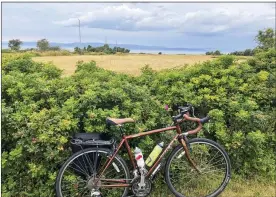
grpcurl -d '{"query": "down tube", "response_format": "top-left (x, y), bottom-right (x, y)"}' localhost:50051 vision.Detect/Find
top-left (146, 134), bottom-right (179, 177)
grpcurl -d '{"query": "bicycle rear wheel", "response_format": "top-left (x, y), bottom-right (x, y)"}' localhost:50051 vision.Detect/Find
top-left (56, 148), bottom-right (130, 197)
top-left (165, 138), bottom-right (231, 197)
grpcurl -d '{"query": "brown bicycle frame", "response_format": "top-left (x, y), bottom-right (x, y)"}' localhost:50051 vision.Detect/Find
top-left (96, 122), bottom-right (194, 188)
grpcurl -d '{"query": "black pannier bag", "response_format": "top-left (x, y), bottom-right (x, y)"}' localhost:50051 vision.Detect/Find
top-left (70, 132), bottom-right (115, 177)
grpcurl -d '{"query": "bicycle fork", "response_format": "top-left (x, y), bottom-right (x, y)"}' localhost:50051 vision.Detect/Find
top-left (178, 136), bottom-right (201, 173)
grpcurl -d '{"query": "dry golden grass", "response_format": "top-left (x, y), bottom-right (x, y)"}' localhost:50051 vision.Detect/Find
top-left (149, 177), bottom-right (275, 197)
top-left (32, 54), bottom-right (214, 76)
top-left (219, 180), bottom-right (275, 197)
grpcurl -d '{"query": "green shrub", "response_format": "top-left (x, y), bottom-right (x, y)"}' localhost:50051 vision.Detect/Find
top-left (137, 52), bottom-right (276, 180)
top-left (1, 49), bottom-right (275, 196)
top-left (2, 49), bottom-right (13, 53)
top-left (1, 55), bottom-right (169, 196)
top-left (40, 50), bottom-right (72, 56)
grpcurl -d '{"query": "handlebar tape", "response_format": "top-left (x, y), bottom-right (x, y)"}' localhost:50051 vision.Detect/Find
top-left (200, 116), bottom-right (210, 124)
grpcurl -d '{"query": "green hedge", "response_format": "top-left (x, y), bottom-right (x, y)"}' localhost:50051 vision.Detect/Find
top-left (1, 49), bottom-right (275, 196)
top-left (137, 49), bottom-right (276, 179)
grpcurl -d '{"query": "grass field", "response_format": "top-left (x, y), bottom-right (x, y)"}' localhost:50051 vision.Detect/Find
top-left (149, 176), bottom-right (275, 197)
top-left (149, 177), bottom-right (275, 197)
top-left (33, 54), bottom-right (215, 76)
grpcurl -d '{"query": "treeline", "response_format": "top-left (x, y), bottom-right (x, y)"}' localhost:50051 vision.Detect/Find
top-left (6, 39), bottom-right (131, 55)
top-left (74, 44), bottom-right (130, 54)
top-left (206, 28), bottom-right (275, 56)
top-left (205, 50), bottom-right (222, 55)
top-left (6, 38), bottom-right (61, 51)
top-left (206, 48), bottom-right (260, 56)
top-left (229, 48), bottom-right (256, 56)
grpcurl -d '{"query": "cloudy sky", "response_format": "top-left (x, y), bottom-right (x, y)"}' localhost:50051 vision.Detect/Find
top-left (2, 3), bottom-right (275, 51)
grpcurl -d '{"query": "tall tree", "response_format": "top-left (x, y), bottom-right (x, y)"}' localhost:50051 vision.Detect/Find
top-left (255, 28), bottom-right (275, 50)
top-left (244, 49), bottom-right (252, 56)
top-left (8, 39), bottom-right (22, 51)
top-left (37, 39), bottom-right (49, 51)
top-left (74, 47), bottom-right (81, 54)
top-left (214, 50), bottom-right (221, 55)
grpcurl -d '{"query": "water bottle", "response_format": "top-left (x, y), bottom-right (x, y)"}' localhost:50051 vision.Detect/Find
top-left (145, 142), bottom-right (164, 167)
top-left (134, 147), bottom-right (145, 168)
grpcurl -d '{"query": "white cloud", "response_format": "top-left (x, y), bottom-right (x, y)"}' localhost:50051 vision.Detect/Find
top-left (2, 3), bottom-right (275, 50)
top-left (53, 4), bottom-right (152, 31)
top-left (53, 3), bottom-right (275, 34)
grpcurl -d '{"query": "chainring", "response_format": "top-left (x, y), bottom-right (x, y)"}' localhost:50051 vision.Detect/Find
top-left (131, 176), bottom-right (152, 197)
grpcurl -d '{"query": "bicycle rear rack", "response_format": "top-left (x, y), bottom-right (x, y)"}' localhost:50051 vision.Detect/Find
top-left (71, 138), bottom-right (115, 146)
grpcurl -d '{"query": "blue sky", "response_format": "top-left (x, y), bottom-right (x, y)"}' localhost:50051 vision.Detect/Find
top-left (2, 3), bottom-right (275, 51)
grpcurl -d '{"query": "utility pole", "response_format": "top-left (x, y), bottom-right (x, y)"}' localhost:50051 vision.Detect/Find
top-left (78, 19), bottom-right (81, 44)
top-left (116, 40), bottom-right (117, 53)
top-left (78, 18), bottom-right (82, 55)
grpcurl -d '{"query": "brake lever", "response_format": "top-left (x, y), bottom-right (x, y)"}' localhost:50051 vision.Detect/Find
top-left (191, 106), bottom-right (195, 117)
top-left (178, 107), bottom-right (190, 114)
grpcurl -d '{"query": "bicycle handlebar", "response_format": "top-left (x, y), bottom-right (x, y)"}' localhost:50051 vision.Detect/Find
top-left (183, 114), bottom-right (210, 135)
top-left (172, 104), bottom-right (210, 135)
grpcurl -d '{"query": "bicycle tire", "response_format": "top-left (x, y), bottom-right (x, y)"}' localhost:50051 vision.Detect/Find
top-left (165, 138), bottom-right (231, 197)
top-left (56, 147), bottom-right (130, 197)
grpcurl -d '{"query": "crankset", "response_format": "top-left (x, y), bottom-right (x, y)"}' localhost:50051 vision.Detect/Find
top-left (131, 176), bottom-right (152, 197)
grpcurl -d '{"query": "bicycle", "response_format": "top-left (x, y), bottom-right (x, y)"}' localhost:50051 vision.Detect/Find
top-left (56, 104), bottom-right (231, 197)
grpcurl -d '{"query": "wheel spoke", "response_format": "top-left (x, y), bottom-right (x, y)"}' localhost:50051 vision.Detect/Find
top-left (167, 140), bottom-right (230, 197)
top-left (57, 148), bottom-right (129, 197)
top-left (68, 165), bottom-right (89, 177)
top-left (83, 152), bottom-right (94, 175)
top-left (78, 154), bottom-right (91, 176)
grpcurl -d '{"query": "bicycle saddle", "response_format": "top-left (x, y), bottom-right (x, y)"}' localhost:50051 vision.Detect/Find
top-left (106, 117), bottom-right (135, 126)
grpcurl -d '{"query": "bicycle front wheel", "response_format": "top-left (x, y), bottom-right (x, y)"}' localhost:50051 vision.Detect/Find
top-left (56, 148), bottom-right (130, 197)
top-left (165, 138), bottom-right (231, 197)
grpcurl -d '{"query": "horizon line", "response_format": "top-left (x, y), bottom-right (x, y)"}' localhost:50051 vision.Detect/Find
top-left (2, 40), bottom-right (213, 50)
